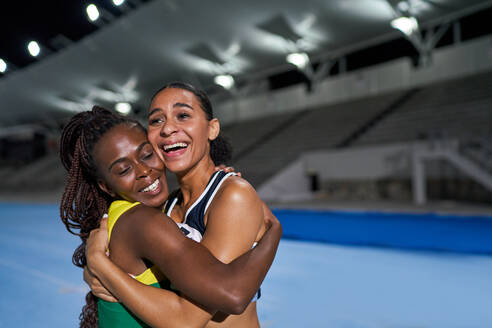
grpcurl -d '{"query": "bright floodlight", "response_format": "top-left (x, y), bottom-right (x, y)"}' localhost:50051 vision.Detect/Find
top-left (113, 0), bottom-right (125, 5)
top-left (0, 59), bottom-right (6, 73)
top-left (397, 1), bottom-right (410, 12)
top-left (27, 41), bottom-right (41, 57)
top-left (214, 74), bottom-right (235, 90)
top-left (391, 16), bottom-right (419, 36)
top-left (286, 52), bottom-right (309, 69)
top-left (86, 4), bottom-right (100, 22)
top-left (115, 102), bottom-right (132, 115)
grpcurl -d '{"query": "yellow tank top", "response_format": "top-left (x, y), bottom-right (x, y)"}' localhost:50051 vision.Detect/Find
top-left (107, 200), bottom-right (165, 284)
top-left (98, 200), bottom-right (169, 328)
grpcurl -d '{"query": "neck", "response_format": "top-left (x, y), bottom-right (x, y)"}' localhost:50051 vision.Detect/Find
top-left (176, 156), bottom-right (216, 208)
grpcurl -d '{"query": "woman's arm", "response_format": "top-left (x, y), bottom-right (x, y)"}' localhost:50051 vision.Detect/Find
top-left (198, 176), bottom-right (269, 324)
top-left (87, 206), bottom-right (281, 326)
top-left (201, 177), bottom-right (266, 263)
top-left (87, 227), bottom-right (213, 328)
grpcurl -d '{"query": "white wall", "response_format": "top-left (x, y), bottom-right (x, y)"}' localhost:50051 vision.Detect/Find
top-left (258, 142), bottom-right (465, 201)
top-left (258, 158), bottom-right (311, 202)
top-left (303, 142), bottom-right (460, 179)
top-left (303, 143), bottom-right (414, 180)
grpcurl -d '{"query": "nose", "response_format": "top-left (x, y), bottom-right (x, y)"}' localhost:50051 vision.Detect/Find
top-left (160, 118), bottom-right (177, 136)
top-left (136, 162), bottom-right (152, 179)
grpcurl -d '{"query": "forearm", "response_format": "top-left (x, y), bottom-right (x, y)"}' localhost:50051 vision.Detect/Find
top-left (89, 254), bottom-right (210, 328)
top-left (219, 221), bottom-right (282, 312)
top-left (168, 221), bottom-right (282, 314)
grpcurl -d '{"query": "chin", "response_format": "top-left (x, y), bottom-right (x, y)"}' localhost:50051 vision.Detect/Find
top-left (164, 161), bottom-right (191, 174)
top-left (140, 195), bottom-right (167, 208)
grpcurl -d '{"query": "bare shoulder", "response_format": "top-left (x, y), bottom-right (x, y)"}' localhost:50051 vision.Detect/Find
top-left (111, 203), bottom-right (184, 255)
top-left (112, 204), bottom-right (171, 236)
top-left (206, 175), bottom-right (262, 219)
top-left (214, 175), bottom-right (259, 204)
top-left (203, 175), bottom-right (265, 257)
top-left (117, 204), bottom-right (162, 223)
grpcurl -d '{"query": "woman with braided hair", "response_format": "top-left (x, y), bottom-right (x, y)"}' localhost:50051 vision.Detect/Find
top-left (60, 106), bottom-right (282, 328)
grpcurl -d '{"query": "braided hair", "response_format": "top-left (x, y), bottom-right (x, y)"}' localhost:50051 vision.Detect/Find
top-left (59, 106), bottom-right (139, 328)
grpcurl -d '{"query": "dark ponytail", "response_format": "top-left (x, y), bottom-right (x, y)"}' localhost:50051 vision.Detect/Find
top-left (152, 82), bottom-right (233, 165)
top-left (210, 135), bottom-right (232, 166)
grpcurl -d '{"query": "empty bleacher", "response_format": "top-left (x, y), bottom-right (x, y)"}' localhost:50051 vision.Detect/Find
top-left (3, 72), bottom-right (492, 194)
top-left (1, 154), bottom-right (66, 192)
top-left (227, 91), bottom-right (406, 187)
top-left (353, 71), bottom-right (492, 146)
top-left (221, 112), bottom-right (299, 160)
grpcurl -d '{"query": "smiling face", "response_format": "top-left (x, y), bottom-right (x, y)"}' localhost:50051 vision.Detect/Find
top-left (147, 87), bottom-right (219, 174)
top-left (92, 123), bottom-right (169, 208)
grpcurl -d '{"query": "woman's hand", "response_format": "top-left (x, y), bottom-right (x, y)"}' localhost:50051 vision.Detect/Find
top-left (85, 216), bottom-right (110, 278)
top-left (84, 215), bottom-right (118, 302)
top-left (260, 200), bottom-right (280, 231)
top-left (215, 164), bottom-right (241, 177)
top-left (84, 266), bottom-right (118, 302)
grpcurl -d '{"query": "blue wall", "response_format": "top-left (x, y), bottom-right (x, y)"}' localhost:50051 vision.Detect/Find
top-left (274, 208), bottom-right (492, 254)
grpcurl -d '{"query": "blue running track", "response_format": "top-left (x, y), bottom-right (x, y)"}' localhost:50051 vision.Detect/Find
top-left (1, 203), bottom-right (492, 327)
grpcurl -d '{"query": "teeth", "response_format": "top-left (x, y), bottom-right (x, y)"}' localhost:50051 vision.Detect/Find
top-left (142, 179), bottom-right (159, 192)
top-left (164, 142), bottom-right (187, 151)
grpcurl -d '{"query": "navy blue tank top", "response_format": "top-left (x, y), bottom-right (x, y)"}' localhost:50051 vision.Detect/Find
top-left (165, 170), bottom-right (237, 235)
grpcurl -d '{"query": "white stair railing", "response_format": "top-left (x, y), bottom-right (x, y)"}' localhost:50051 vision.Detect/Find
top-left (412, 140), bottom-right (492, 205)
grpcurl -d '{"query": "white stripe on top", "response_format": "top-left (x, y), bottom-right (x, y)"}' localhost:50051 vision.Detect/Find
top-left (203, 172), bottom-right (236, 214)
top-left (182, 171), bottom-right (222, 224)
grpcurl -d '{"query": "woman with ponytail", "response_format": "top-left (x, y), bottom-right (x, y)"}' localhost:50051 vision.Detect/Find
top-left (86, 83), bottom-right (275, 327)
top-left (60, 106), bottom-right (282, 327)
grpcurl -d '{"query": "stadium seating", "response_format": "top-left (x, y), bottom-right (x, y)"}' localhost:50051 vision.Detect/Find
top-left (227, 91), bottom-right (405, 187)
top-left (3, 71), bottom-right (492, 192)
top-left (1, 154), bottom-right (65, 191)
top-left (353, 71), bottom-right (492, 146)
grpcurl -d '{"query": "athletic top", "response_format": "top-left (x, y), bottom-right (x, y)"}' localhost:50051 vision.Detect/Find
top-left (98, 201), bottom-right (203, 327)
top-left (164, 170), bottom-right (261, 301)
top-left (165, 170), bottom-right (237, 234)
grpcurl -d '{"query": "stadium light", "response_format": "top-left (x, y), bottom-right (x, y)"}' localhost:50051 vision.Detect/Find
top-left (112, 0), bottom-right (125, 6)
top-left (397, 1), bottom-right (410, 12)
top-left (115, 102), bottom-right (132, 115)
top-left (27, 41), bottom-right (41, 57)
top-left (86, 4), bottom-right (100, 22)
top-left (0, 58), bottom-right (7, 73)
top-left (214, 74), bottom-right (235, 90)
top-left (286, 52), bottom-right (310, 70)
top-left (391, 16), bottom-right (419, 36)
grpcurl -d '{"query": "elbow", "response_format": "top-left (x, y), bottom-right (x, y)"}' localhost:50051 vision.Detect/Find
top-left (227, 299), bottom-right (248, 315)
top-left (222, 289), bottom-right (249, 315)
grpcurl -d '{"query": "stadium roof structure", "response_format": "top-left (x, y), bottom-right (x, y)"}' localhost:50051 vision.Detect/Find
top-left (0, 0), bottom-right (491, 129)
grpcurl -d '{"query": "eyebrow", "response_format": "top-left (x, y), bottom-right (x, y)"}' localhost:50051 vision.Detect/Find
top-left (148, 102), bottom-right (193, 117)
top-left (173, 102), bottom-right (193, 110)
top-left (149, 108), bottom-right (161, 117)
top-left (108, 141), bottom-right (151, 171)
